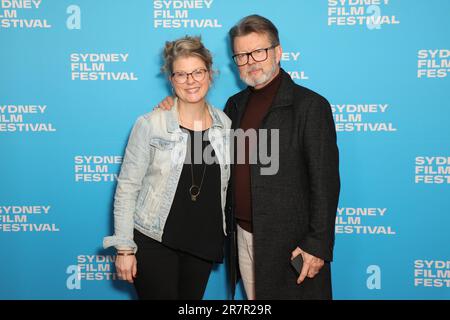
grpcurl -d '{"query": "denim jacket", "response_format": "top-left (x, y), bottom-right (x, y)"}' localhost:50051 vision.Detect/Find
top-left (103, 99), bottom-right (231, 252)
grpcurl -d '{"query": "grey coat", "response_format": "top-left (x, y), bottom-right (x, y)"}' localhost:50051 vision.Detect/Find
top-left (224, 69), bottom-right (340, 299)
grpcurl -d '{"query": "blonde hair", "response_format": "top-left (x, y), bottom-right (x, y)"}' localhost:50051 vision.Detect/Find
top-left (162, 35), bottom-right (214, 76)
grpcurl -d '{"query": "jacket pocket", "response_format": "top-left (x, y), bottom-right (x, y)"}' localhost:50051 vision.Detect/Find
top-left (149, 137), bottom-right (175, 150)
top-left (135, 184), bottom-right (156, 224)
top-left (136, 182), bottom-right (150, 211)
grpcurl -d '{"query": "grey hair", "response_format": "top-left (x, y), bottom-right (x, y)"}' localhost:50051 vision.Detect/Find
top-left (229, 15), bottom-right (280, 51)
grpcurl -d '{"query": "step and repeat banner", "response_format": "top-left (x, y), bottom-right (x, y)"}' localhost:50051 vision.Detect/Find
top-left (1, 0), bottom-right (449, 300)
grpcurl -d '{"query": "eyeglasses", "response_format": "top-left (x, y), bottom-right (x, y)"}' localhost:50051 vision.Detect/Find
top-left (171, 68), bottom-right (208, 84)
top-left (232, 45), bottom-right (278, 66)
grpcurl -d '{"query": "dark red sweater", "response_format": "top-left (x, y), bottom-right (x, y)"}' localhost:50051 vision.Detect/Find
top-left (234, 71), bottom-right (282, 233)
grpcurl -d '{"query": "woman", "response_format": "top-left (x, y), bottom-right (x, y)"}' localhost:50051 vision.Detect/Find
top-left (103, 36), bottom-right (231, 299)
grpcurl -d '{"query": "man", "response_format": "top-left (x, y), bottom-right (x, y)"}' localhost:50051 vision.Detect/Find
top-left (159, 15), bottom-right (340, 300)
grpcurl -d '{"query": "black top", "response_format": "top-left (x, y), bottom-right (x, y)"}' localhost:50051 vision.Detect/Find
top-left (162, 126), bottom-right (224, 263)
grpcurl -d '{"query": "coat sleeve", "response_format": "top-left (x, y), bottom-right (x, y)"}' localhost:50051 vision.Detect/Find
top-left (299, 96), bottom-right (340, 262)
top-left (223, 97), bottom-right (234, 118)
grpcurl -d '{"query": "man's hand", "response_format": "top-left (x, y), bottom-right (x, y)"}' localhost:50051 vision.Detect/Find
top-left (156, 96), bottom-right (175, 110)
top-left (291, 247), bottom-right (324, 285)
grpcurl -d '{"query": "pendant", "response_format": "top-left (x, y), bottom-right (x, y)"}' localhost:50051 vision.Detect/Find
top-left (189, 185), bottom-right (200, 201)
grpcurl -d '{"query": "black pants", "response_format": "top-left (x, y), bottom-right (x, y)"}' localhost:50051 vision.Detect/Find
top-left (133, 229), bottom-right (213, 300)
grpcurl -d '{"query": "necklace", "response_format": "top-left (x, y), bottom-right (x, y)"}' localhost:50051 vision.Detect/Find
top-left (189, 157), bottom-right (207, 201)
top-left (178, 104), bottom-right (210, 201)
top-left (186, 129), bottom-right (207, 202)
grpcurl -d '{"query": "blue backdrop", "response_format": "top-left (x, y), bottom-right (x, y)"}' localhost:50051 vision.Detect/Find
top-left (1, 0), bottom-right (449, 300)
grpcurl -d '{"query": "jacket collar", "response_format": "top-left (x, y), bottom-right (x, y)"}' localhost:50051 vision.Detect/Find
top-left (271, 68), bottom-right (295, 108)
top-left (166, 97), bottom-right (224, 133)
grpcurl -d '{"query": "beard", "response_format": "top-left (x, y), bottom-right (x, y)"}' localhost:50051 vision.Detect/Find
top-left (240, 59), bottom-right (278, 88)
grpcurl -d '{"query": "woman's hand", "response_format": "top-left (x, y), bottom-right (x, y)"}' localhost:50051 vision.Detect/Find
top-left (115, 252), bottom-right (137, 283)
